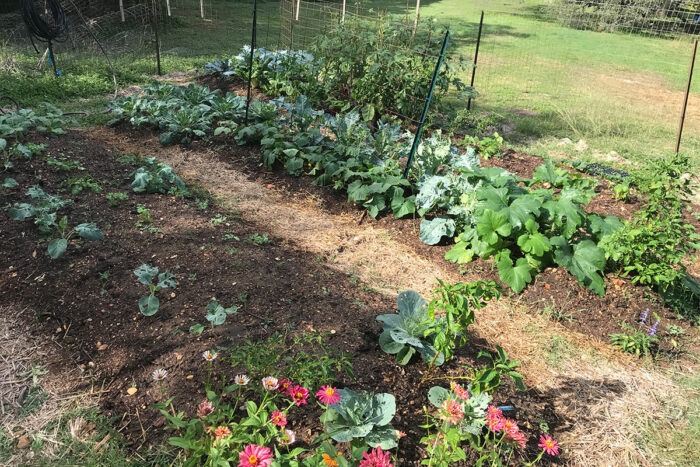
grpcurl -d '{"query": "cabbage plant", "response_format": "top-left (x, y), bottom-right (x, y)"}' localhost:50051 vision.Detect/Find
top-left (376, 291), bottom-right (444, 366)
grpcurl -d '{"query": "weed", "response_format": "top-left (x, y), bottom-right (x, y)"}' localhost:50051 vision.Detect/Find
top-left (44, 156), bottom-right (85, 172)
top-left (116, 152), bottom-right (143, 165)
top-left (245, 233), bottom-right (270, 245)
top-left (209, 214), bottom-right (228, 226)
top-left (105, 192), bottom-right (128, 206)
top-left (542, 335), bottom-right (575, 369)
top-left (135, 204), bottom-right (162, 233)
top-left (62, 174), bottom-right (102, 195)
top-left (98, 271), bottom-right (109, 295)
top-left (188, 273), bottom-right (197, 282)
top-left (194, 198), bottom-right (209, 210)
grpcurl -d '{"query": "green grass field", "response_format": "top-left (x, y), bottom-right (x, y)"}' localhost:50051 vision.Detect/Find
top-left (1, 0), bottom-right (698, 166)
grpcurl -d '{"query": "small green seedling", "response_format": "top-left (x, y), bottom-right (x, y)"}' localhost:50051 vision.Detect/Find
top-left (205, 300), bottom-right (238, 327)
top-left (133, 264), bottom-right (176, 316)
top-left (106, 192), bottom-right (128, 206)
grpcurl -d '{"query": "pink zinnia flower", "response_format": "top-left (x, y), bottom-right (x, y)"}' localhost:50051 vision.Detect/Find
top-left (316, 386), bottom-right (341, 405)
top-left (196, 399), bottom-right (214, 418)
top-left (359, 446), bottom-right (393, 467)
top-left (261, 376), bottom-right (279, 391)
top-left (502, 418), bottom-right (526, 449)
top-left (508, 430), bottom-right (527, 449)
top-left (238, 444), bottom-right (273, 467)
top-left (486, 406), bottom-right (505, 432)
top-left (279, 429), bottom-right (296, 445)
top-left (212, 425), bottom-right (231, 445)
top-left (440, 398), bottom-right (464, 425)
top-left (538, 435), bottom-right (559, 456)
top-left (270, 411), bottom-right (287, 427)
top-left (487, 405), bottom-right (503, 418)
top-left (290, 385), bottom-right (309, 406)
top-left (277, 379), bottom-right (293, 395)
top-left (450, 382), bottom-right (469, 401)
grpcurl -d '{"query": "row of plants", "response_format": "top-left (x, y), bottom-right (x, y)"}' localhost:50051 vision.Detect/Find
top-left (152, 279), bottom-right (558, 466)
top-left (205, 14), bottom-right (473, 123)
top-left (108, 82), bottom-right (699, 318)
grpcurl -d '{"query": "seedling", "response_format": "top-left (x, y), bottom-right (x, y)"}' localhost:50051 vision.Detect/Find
top-left (245, 233), bottom-right (270, 245)
top-left (133, 264), bottom-right (176, 316)
top-left (106, 192), bottom-right (128, 206)
top-left (62, 174), bottom-right (102, 195)
top-left (205, 300), bottom-right (238, 327)
top-left (209, 214), bottom-right (228, 226)
top-left (44, 156), bottom-right (84, 172)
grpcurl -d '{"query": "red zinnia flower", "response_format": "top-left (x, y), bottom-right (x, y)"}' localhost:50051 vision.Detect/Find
top-left (290, 385), bottom-right (309, 406)
top-left (238, 444), bottom-right (273, 467)
top-left (538, 434), bottom-right (559, 456)
top-left (277, 379), bottom-right (293, 395)
top-left (270, 411), bottom-right (287, 427)
top-left (359, 446), bottom-right (393, 467)
top-left (316, 386), bottom-right (341, 405)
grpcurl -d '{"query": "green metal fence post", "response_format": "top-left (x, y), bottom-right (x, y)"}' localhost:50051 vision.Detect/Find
top-left (403, 29), bottom-right (450, 179)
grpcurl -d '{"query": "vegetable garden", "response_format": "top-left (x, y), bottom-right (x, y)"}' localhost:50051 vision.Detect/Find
top-left (1, 3), bottom-right (699, 467)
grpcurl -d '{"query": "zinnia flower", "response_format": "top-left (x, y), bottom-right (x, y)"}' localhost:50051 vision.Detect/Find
top-left (262, 376), bottom-right (279, 391)
top-left (359, 446), bottom-right (393, 467)
top-left (152, 369), bottom-right (167, 381)
top-left (212, 425), bottom-right (231, 445)
top-left (197, 399), bottom-right (214, 418)
top-left (502, 418), bottom-right (526, 449)
top-left (450, 382), bottom-right (469, 401)
top-left (203, 350), bottom-right (218, 361)
top-left (486, 406), bottom-right (505, 432)
top-left (538, 434), bottom-right (559, 456)
top-left (270, 411), bottom-right (287, 427)
top-left (277, 379), bottom-right (293, 395)
top-left (279, 429), bottom-right (295, 445)
top-left (235, 374), bottom-right (250, 385)
top-left (290, 385), bottom-right (309, 406)
top-left (238, 444), bottom-right (273, 467)
top-left (322, 453), bottom-right (339, 467)
top-left (316, 386), bottom-right (341, 405)
top-left (440, 398), bottom-right (464, 425)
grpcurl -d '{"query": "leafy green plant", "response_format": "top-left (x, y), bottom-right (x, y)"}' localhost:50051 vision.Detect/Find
top-left (44, 156), bottom-right (85, 172)
top-left (7, 186), bottom-right (102, 258)
top-left (610, 323), bottom-right (659, 358)
top-left (135, 204), bottom-right (161, 233)
top-left (245, 233), bottom-right (270, 245)
top-left (462, 132), bottom-right (503, 160)
top-left (319, 389), bottom-right (398, 450)
top-left (131, 157), bottom-right (185, 194)
top-left (425, 280), bottom-right (502, 367)
top-left (205, 300), bottom-right (238, 327)
top-left (612, 182), bottom-right (632, 202)
top-left (601, 154), bottom-right (698, 303)
top-left (62, 174), bottom-right (102, 195)
top-left (133, 264), bottom-right (176, 316)
top-left (377, 290), bottom-right (444, 366)
top-left (470, 345), bottom-right (526, 394)
top-left (0, 103), bottom-right (75, 142)
top-left (105, 192), bottom-right (128, 206)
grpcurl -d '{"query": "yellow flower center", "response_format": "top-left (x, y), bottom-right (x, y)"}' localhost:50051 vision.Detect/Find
top-left (546, 440), bottom-right (555, 448)
top-left (325, 388), bottom-right (335, 396)
top-left (249, 455), bottom-right (258, 464)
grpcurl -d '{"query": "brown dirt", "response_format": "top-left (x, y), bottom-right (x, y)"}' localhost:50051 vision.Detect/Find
top-left (0, 130), bottom-right (561, 464)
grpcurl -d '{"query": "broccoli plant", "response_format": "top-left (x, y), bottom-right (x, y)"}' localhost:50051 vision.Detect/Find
top-left (319, 389), bottom-right (398, 450)
top-left (205, 300), bottom-right (238, 328)
top-left (131, 157), bottom-right (186, 194)
top-left (376, 290), bottom-right (444, 366)
top-left (7, 186), bottom-right (102, 258)
top-left (133, 264), bottom-right (176, 316)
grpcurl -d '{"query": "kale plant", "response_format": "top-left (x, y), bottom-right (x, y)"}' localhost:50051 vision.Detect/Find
top-left (131, 157), bottom-right (186, 194)
top-left (133, 264), bottom-right (176, 316)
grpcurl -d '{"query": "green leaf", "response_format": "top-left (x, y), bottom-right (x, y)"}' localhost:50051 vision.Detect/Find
top-left (551, 237), bottom-right (606, 296)
top-left (516, 219), bottom-right (550, 256)
top-left (427, 386), bottom-right (450, 408)
top-left (139, 295), bottom-right (160, 316)
top-left (134, 264), bottom-right (158, 285)
top-left (379, 331), bottom-right (404, 355)
top-left (445, 240), bottom-right (474, 264)
top-left (74, 223), bottom-right (104, 241)
top-left (189, 323), bottom-right (204, 335)
top-left (497, 251), bottom-right (534, 293)
top-left (47, 238), bottom-right (68, 259)
top-left (476, 209), bottom-right (512, 245)
top-left (2, 178), bottom-right (18, 188)
top-left (419, 216), bottom-right (455, 245)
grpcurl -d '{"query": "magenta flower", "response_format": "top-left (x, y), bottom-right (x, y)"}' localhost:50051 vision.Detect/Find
top-left (238, 444), bottom-right (273, 467)
top-left (277, 379), bottom-right (293, 395)
top-left (450, 382), bottom-right (469, 401)
top-left (290, 385), bottom-right (309, 406)
top-left (538, 434), bottom-right (560, 456)
top-left (359, 446), bottom-right (393, 467)
top-left (316, 386), bottom-right (341, 405)
top-left (270, 411), bottom-right (287, 427)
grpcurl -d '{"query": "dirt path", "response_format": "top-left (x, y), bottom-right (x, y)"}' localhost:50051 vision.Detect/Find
top-left (86, 126), bottom-right (696, 466)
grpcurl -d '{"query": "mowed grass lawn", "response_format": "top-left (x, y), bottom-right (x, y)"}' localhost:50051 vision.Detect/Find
top-left (370, 0), bottom-right (700, 167)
